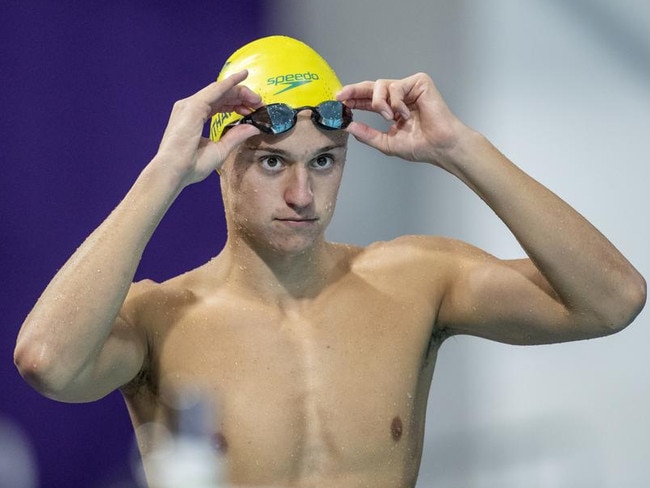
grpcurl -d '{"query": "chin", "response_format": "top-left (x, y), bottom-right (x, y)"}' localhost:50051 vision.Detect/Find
top-left (270, 239), bottom-right (317, 256)
top-left (267, 232), bottom-right (324, 256)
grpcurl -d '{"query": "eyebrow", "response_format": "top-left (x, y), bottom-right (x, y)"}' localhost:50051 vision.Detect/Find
top-left (243, 143), bottom-right (347, 157)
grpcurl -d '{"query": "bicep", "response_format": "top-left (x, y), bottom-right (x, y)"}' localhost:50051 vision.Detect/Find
top-left (438, 254), bottom-right (579, 345)
top-left (54, 306), bottom-right (148, 403)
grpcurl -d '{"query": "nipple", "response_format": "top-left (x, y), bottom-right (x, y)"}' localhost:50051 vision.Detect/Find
top-left (391, 416), bottom-right (403, 442)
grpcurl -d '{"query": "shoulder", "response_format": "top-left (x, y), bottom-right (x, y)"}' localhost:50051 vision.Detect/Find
top-left (352, 234), bottom-right (482, 272)
top-left (121, 266), bottom-right (211, 325)
top-left (343, 235), bottom-right (485, 299)
top-left (118, 268), bottom-right (211, 396)
top-left (125, 278), bottom-right (192, 310)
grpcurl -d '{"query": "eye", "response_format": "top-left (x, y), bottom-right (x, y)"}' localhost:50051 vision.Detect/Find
top-left (260, 155), bottom-right (284, 172)
top-left (310, 154), bottom-right (335, 171)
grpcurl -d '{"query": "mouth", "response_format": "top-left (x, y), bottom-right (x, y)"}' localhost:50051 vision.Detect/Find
top-left (275, 217), bottom-right (318, 227)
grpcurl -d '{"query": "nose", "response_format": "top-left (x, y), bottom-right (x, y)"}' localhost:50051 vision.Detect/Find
top-left (283, 165), bottom-right (313, 210)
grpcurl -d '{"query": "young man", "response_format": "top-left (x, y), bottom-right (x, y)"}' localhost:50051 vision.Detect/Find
top-left (15, 36), bottom-right (646, 488)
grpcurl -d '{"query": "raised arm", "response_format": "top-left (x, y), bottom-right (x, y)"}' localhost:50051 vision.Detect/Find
top-left (14, 71), bottom-right (262, 402)
top-left (338, 73), bottom-right (646, 344)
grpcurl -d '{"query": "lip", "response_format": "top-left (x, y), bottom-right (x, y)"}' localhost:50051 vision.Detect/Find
top-left (275, 217), bottom-right (318, 227)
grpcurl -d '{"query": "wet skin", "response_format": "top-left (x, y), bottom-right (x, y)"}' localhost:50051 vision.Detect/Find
top-left (121, 116), bottom-right (446, 487)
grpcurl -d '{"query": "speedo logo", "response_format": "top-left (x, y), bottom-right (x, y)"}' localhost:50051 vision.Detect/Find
top-left (267, 72), bottom-right (320, 95)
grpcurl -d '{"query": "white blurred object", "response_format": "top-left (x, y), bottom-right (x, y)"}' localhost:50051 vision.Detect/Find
top-left (137, 389), bottom-right (223, 488)
top-left (0, 417), bottom-right (38, 488)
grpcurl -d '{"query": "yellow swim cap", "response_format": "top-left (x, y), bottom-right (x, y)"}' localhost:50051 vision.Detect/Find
top-left (210, 36), bottom-right (342, 141)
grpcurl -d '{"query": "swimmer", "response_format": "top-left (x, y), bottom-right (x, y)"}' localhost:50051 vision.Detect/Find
top-left (15, 36), bottom-right (646, 488)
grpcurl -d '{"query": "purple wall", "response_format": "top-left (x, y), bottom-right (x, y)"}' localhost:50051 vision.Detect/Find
top-left (1, 2), bottom-right (268, 486)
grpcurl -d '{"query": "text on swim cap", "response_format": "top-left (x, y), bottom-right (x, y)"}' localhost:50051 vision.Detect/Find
top-left (210, 112), bottom-right (233, 139)
top-left (268, 72), bottom-right (320, 95)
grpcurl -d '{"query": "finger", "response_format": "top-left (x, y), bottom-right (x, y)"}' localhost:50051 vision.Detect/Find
top-left (387, 82), bottom-right (411, 121)
top-left (191, 71), bottom-right (247, 107)
top-left (336, 81), bottom-right (375, 102)
top-left (337, 80), bottom-right (393, 119)
top-left (193, 71), bottom-right (262, 115)
top-left (337, 97), bottom-right (374, 112)
top-left (338, 80), bottom-right (401, 120)
top-left (199, 70), bottom-right (249, 101)
top-left (195, 123), bottom-right (261, 177)
top-left (213, 124), bottom-right (261, 162)
top-left (217, 87), bottom-right (264, 115)
top-left (234, 103), bottom-right (258, 117)
top-left (226, 84), bottom-right (264, 112)
top-left (338, 81), bottom-right (396, 121)
top-left (370, 80), bottom-right (396, 121)
top-left (345, 121), bottom-right (389, 154)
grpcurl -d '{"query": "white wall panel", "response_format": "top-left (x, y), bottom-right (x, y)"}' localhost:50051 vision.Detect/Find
top-left (271, 1), bottom-right (650, 486)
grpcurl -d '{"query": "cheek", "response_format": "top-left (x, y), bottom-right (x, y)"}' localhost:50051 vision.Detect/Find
top-left (318, 179), bottom-right (343, 217)
top-left (323, 196), bottom-right (338, 220)
top-left (221, 163), bottom-right (260, 206)
top-left (227, 177), bottom-right (273, 221)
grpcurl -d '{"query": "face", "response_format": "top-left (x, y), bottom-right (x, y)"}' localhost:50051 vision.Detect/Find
top-left (220, 112), bottom-right (349, 256)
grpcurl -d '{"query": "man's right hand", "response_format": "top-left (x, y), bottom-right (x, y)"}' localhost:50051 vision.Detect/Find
top-left (155, 70), bottom-right (263, 189)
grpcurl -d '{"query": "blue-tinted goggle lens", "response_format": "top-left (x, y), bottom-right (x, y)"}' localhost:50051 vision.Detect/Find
top-left (235, 101), bottom-right (352, 135)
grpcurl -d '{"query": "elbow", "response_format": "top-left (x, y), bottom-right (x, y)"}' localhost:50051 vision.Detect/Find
top-left (623, 271), bottom-right (647, 327)
top-left (14, 336), bottom-right (67, 398)
top-left (14, 338), bottom-right (48, 391)
top-left (601, 271), bottom-right (647, 335)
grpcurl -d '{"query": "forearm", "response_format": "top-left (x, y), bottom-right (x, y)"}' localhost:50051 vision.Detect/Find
top-left (15, 158), bottom-right (182, 391)
top-left (441, 129), bottom-right (646, 328)
top-left (341, 72), bottom-right (645, 336)
top-left (15, 72), bottom-right (264, 396)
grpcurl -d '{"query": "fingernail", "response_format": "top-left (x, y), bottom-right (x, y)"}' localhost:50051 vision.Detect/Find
top-left (381, 110), bottom-right (393, 120)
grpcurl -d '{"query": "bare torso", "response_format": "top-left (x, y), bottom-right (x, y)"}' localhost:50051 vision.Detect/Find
top-left (122, 238), bottom-right (449, 488)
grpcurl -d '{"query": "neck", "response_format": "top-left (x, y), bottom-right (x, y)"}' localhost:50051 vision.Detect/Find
top-left (218, 236), bottom-right (339, 303)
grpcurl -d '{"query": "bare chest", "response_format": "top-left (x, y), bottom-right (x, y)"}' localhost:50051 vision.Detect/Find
top-left (131, 283), bottom-right (439, 486)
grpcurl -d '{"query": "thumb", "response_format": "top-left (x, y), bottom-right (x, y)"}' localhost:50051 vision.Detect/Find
top-left (208, 124), bottom-right (261, 170)
top-left (346, 121), bottom-right (389, 155)
top-left (217, 124), bottom-right (261, 154)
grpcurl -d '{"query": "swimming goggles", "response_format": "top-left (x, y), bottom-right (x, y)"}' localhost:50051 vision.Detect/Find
top-left (231, 101), bottom-right (353, 135)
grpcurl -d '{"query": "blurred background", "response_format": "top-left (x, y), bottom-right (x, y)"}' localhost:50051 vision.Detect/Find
top-left (2, 1), bottom-right (648, 486)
